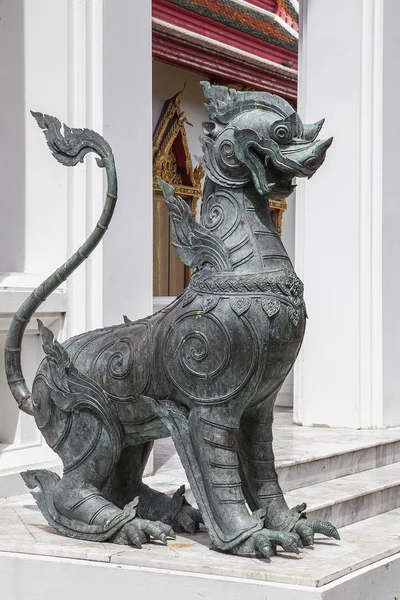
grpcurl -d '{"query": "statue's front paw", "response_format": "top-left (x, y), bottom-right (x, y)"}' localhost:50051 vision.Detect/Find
top-left (110, 519), bottom-right (176, 548)
top-left (264, 503), bottom-right (340, 548)
top-left (230, 528), bottom-right (303, 559)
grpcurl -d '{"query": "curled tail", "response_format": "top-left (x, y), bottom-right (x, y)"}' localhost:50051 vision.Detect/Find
top-left (4, 112), bottom-right (118, 415)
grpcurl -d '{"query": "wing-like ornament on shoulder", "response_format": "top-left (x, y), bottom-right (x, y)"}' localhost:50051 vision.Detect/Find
top-left (158, 178), bottom-right (232, 272)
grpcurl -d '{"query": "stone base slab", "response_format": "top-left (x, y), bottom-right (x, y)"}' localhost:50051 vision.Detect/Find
top-left (1, 544), bottom-right (400, 600)
top-left (1, 501), bottom-right (400, 599)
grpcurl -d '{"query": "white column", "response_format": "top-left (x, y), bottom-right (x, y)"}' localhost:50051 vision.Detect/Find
top-left (0, 0), bottom-right (70, 495)
top-left (102, 0), bottom-right (153, 326)
top-left (295, 0), bottom-right (400, 428)
top-left (65, 0), bottom-right (105, 337)
top-left (381, 0), bottom-right (400, 427)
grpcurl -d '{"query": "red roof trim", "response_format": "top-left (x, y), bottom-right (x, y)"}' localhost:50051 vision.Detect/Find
top-left (152, 0), bottom-right (298, 101)
top-left (153, 0), bottom-right (298, 67)
top-left (153, 27), bottom-right (297, 100)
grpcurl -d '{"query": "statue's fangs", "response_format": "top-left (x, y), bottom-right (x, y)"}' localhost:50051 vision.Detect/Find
top-left (5, 84), bottom-right (339, 558)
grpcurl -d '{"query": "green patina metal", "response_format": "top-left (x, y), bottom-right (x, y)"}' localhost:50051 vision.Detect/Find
top-left (5, 83), bottom-right (338, 558)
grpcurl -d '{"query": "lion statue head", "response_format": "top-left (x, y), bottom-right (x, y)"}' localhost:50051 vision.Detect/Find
top-left (200, 82), bottom-right (332, 200)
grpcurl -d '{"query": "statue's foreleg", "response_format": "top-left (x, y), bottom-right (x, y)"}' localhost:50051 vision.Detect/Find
top-left (101, 442), bottom-right (203, 534)
top-left (154, 400), bottom-right (303, 557)
top-left (239, 398), bottom-right (340, 546)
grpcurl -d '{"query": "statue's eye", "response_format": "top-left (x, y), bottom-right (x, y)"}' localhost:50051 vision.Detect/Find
top-left (271, 122), bottom-right (293, 144)
top-left (304, 156), bottom-right (318, 170)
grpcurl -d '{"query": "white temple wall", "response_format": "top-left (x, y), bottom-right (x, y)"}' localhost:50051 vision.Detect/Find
top-left (295, 0), bottom-right (363, 428)
top-left (0, 0), bottom-right (27, 275)
top-left (295, 0), bottom-right (400, 428)
top-left (382, 0), bottom-right (400, 426)
top-left (0, 0), bottom-right (71, 491)
top-left (24, 1), bottom-right (69, 274)
top-left (103, 0), bottom-right (153, 326)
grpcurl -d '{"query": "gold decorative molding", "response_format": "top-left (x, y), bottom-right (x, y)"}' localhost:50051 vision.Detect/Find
top-left (269, 198), bottom-right (287, 237)
top-left (153, 88), bottom-right (204, 216)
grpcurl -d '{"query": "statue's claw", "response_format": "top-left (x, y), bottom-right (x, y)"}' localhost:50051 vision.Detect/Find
top-left (231, 528), bottom-right (302, 558)
top-left (293, 516), bottom-right (340, 546)
top-left (307, 517), bottom-right (340, 540)
top-left (253, 532), bottom-right (274, 559)
top-left (294, 520), bottom-right (315, 546)
top-left (111, 519), bottom-right (176, 548)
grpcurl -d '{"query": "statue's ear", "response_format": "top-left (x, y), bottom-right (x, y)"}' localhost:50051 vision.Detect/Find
top-left (202, 121), bottom-right (217, 138)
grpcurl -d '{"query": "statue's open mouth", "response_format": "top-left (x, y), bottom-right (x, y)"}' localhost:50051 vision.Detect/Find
top-left (246, 143), bottom-right (296, 199)
top-left (263, 160), bottom-right (296, 197)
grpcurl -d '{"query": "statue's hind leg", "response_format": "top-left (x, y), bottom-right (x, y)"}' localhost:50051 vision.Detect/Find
top-left (102, 442), bottom-right (203, 533)
top-left (239, 395), bottom-right (340, 547)
top-left (25, 325), bottom-right (175, 547)
top-left (26, 392), bottom-right (174, 546)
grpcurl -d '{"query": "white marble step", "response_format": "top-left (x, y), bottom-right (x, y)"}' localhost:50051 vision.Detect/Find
top-left (277, 437), bottom-right (400, 492)
top-left (146, 439), bottom-right (400, 531)
top-left (150, 424), bottom-right (400, 497)
top-left (285, 462), bottom-right (400, 529)
top-left (272, 410), bottom-right (400, 492)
